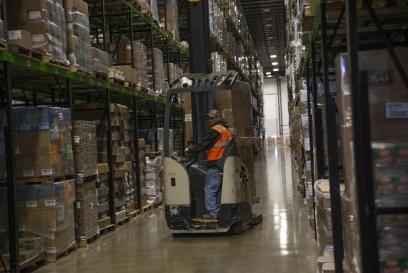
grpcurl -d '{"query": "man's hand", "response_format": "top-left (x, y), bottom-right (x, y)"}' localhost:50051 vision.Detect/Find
top-left (184, 148), bottom-right (189, 153)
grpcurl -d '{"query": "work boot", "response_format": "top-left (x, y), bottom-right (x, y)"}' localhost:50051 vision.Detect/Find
top-left (203, 213), bottom-right (218, 220)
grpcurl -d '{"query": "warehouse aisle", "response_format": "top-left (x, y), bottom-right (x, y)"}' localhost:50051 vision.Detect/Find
top-left (35, 146), bottom-right (317, 273)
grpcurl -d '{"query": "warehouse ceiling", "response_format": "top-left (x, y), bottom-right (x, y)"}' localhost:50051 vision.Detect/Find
top-left (240, 0), bottom-right (287, 77)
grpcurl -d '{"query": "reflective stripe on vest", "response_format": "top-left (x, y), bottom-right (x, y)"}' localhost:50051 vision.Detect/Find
top-left (207, 125), bottom-right (232, 161)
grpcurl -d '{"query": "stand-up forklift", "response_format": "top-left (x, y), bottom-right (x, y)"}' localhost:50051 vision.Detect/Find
top-left (163, 72), bottom-right (262, 235)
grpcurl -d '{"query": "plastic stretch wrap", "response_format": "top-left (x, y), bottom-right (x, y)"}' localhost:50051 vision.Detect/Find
top-left (0, 20), bottom-right (6, 47)
top-left (113, 41), bottom-right (148, 88)
top-left (72, 121), bottom-right (97, 172)
top-left (0, 180), bottom-right (76, 256)
top-left (0, 108), bottom-right (74, 179)
top-left (7, 0), bottom-right (68, 64)
top-left (209, 0), bottom-right (227, 48)
top-left (214, 81), bottom-right (253, 137)
top-left (158, 0), bottom-right (179, 41)
top-left (66, 9), bottom-right (92, 74)
top-left (91, 47), bottom-right (108, 74)
top-left (147, 48), bottom-right (168, 94)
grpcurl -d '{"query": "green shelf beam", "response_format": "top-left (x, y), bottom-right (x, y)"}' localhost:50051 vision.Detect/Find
top-left (0, 50), bottom-right (183, 105)
top-left (119, 0), bottom-right (188, 56)
top-left (302, 0), bottom-right (325, 76)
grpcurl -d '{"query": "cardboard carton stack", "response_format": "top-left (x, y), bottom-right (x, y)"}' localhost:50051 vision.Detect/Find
top-left (96, 163), bottom-right (110, 229)
top-left (314, 180), bottom-right (345, 256)
top-left (91, 47), bottom-right (109, 75)
top-left (7, 0), bottom-right (69, 65)
top-left (209, 0), bottom-right (227, 49)
top-left (147, 48), bottom-right (168, 95)
top-left (73, 103), bottom-right (135, 222)
top-left (336, 48), bottom-right (408, 271)
top-left (72, 121), bottom-right (98, 240)
top-left (109, 41), bottom-right (148, 88)
top-left (0, 237), bottom-right (45, 269)
top-left (136, 0), bottom-right (159, 23)
top-left (0, 180), bottom-right (77, 263)
top-left (2, 107), bottom-right (74, 180)
top-left (66, 0), bottom-right (92, 74)
top-left (213, 80), bottom-right (257, 203)
top-left (158, 0), bottom-right (180, 41)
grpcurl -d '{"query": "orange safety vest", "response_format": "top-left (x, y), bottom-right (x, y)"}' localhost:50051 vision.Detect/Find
top-left (207, 125), bottom-right (232, 161)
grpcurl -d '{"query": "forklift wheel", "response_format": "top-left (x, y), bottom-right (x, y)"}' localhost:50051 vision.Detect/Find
top-left (230, 222), bottom-right (242, 235)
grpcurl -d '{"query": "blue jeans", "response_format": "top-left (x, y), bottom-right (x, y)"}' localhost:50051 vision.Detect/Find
top-left (205, 167), bottom-right (223, 217)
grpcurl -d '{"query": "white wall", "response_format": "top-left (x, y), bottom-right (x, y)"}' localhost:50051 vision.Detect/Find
top-left (263, 78), bottom-right (289, 138)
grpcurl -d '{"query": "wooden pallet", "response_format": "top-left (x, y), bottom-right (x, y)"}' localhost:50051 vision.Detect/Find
top-left (155, 93), bottom-right (166, 99)
top-left (14, 252), bottom-right (47, 272)
top-left (141, 204), bottom-right (153, 213)
top-left (93, 71), bottom-right (108, 81)
top-left (128, 209), bottom-right (141, 220)
top-left (108, 77), bottom-right (126, 87)
top-left (251, 196), bottom-right (261, 205)
top-left (115, 216), bottom-right (130, 227)
top-left (78, 233), bottom-right (100, 248)
top-left (70, 65), bottom-right (93, 75)
top-left (16, 175), bottom-right (75, 186)
top-left (42, 56), bottom-right (69, 68)
top-left (8, 44), bottom-right (42, 61)
top-left (46, 243), bottom-right (77, 263)
top-left (99, 224), bottom-right (116, 236)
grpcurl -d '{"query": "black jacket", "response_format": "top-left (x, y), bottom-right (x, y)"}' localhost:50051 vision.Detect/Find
top-left (188, 119), bottom-right (230, 167)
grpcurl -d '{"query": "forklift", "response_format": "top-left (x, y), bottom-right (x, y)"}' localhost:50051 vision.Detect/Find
top-left (163, 71), bottom-right (262, 235)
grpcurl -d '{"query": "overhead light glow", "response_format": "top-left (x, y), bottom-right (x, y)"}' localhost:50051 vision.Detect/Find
top-left (270, 55), bottom-right (277, 58)
top-left (272, 62), bottom-right (278, 66)
top-left (265, 72), bottom-right (271, 75)
top-left (267, 75), bottom-right (272, 77)
top-left (273, 68), bottom-right (279, 71)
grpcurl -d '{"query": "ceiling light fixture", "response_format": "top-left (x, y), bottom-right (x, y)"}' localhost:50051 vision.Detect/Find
top-left (273, 68), bottom-right (279, 71)
top-left (272, 62), bottom-right (278, 66)
top-left (266, 72), bottom-right (271, 75)
top-left (267, 75), bottom-right (272, 78)
top-left (270, 55), bottom-right (277, 58)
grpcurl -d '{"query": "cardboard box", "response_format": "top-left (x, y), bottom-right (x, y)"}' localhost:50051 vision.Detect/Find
top-left (214, 81), bottom-right (253, 137)
top-left (8, 30), bottom-right (32, 48)
top-left (97, 163), bottom-right (109, 174)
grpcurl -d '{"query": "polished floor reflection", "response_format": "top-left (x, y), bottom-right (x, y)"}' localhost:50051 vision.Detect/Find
top-left (35, 146), bottom-right (318, 273)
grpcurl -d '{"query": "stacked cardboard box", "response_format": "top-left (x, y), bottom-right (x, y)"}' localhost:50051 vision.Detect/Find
top-left (96, 163), bottom-right (110, 229)
top-left (211, 52), bottom-right (227, 72)
top-left (1, 107), bottom-right (74, 180)
top-left (209, 0), bottom-right (227, 48)
top-left (314, 180), bottom-right (345, 255)
top-left (138, 139), bottom-right (146, 205)
top-left (7, 0), bottom-right (68, 65)
top-left (336, 48), bottom-right (408, 271)
top-left (72, 121), bottom-right (98, 240)
top-left (73, 103), bottom-right (134, 221)
top-left (0, 180), bottom-right (77, 263)
top-left (213, 80), bottom-right (257, 201)
top-left (147, 48), bottom-right (168, 94)
top-left (0, 237), bottom-right (45, 269)
top-left (144, 156), bottom-right (162, 206)
top-left (113, 161), bottom-right (135, 213)
top-left (158, 0), bottom-right (180, 41)
top-left (91, 47), bottom-right (109, 75)
top-left (136, 0), bottom-right (159, 23)
top-left (66, 0), bottom-right (92, 73)
top-left (109, 41), bottom-right (148, 88)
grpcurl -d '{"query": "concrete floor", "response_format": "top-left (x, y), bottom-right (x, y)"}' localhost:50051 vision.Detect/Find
top-left (36, 146), bottom-right (318, 273)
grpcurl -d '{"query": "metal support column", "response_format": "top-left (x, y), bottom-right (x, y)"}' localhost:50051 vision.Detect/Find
top-left (4, 60), bottom-right (19, 273)
top-left (346, 0), bottom-right (379, 270)
top-left (101, 0), bottom-right (107, 51)
top-left (312, 42), bottom-right (325, 179)
top-left (129, 8), bottom-right (134, 68)
top-left (277, 77), bottom-right (283, 136)
top-left (188, 0), bottom-right (212, 160)
top-left (105, 88), bottom-right (116, 224)
top-left (150, 26), bottom-right (158, 150)
top-left (133, 96), bottom-right (142, 210)
top-left (306, 62), bottom-right (316, 240)
top-left (321, 3), bottom-right (344, 272)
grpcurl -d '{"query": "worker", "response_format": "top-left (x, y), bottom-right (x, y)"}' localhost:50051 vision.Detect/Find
top-left (184, 109), bottom-right (231, 220)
